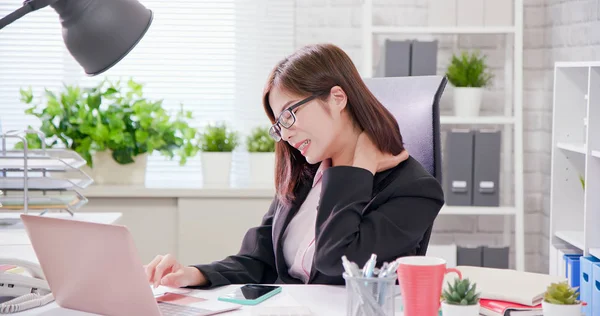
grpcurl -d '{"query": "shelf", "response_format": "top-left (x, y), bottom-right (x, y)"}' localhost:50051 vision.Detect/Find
top-left (555, 230), bottom-right (585, 250)
top-left (556, 142), bottom-right (587, 154)
top-left (555, 61), bottom-right (600, 68)
top-left (0, 157), bottom-right (84, 172)
top-left (592, 150), bottom-right (600, 158)
top-left (440, 116), bottom-right (515, 125)
top-left (440, 205), bottom-right (517, 215)
top-left (371, 26), bottom-right (516, 34)
top-left (0, 193), bottom-right (87, 211)
top-left (0, 177), bottom-right (92, 191)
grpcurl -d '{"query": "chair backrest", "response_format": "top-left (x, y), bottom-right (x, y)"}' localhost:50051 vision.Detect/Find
top-left (363, 75), bottom-right (447, 255)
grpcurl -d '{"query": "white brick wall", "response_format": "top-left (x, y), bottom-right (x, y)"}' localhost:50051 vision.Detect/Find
top-left (294, 0), bottom-right (598, 273)
top-left (525, 0), bottom-right (600, 274)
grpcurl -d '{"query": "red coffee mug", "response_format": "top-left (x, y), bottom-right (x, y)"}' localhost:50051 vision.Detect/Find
top-left (396, 256), bottom-right (462, 316)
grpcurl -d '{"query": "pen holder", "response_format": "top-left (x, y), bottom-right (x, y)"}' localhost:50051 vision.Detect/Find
top-left (343, 272), bottom-right (397, 316)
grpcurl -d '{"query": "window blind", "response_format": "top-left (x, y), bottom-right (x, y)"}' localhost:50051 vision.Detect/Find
top-left (0, 0), bottom-right (295, 188)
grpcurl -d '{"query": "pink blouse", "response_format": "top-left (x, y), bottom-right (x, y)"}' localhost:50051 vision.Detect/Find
top-left (281, 159), bottom-right (331, 283)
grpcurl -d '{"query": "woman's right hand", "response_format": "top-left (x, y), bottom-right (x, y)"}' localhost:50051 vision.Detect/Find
top-left (144, 254), bottom-right (207, 288)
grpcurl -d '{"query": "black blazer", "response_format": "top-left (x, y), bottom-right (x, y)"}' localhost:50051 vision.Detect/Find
top-left (191, 156), bottom-right (444, 288)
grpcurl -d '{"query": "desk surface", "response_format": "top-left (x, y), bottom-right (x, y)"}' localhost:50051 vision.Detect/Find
top-left (11, 284), bottom-right (385, 316)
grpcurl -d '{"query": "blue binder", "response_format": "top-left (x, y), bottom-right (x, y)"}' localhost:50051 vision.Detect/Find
top-left (580, 256), bottom-right (600, 315)
top-left (565, 254), bottom-right (581, 289)
top-left (593, 263), bottom-right (600, 316)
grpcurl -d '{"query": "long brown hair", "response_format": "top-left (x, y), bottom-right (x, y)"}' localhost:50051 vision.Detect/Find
top-left (262, 43), bottom-right (404, 206)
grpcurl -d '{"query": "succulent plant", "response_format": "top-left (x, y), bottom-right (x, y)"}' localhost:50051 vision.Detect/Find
top-left (544, 281), bottom-right (580, 305)
top-left (442, 277), bottom-right (480, 306)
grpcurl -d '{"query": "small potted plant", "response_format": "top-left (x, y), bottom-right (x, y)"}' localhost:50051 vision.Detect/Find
top-left (246, 126), bottom-right (275, 188)
top-left (17, 78), bottom-right (201, 185)
top-left (200, 122), bottom-right (239, 187)
top-left (542, 281), bottom-right (582, 316)
top-left (441, 277), bottom-right (481, 316)
top-left (446, 50), bottom-right (493, 117)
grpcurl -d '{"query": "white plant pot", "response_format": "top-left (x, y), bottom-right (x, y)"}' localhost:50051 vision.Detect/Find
top-left (248, 152), bottom-right (275, 188)
top-left (441, 301), bottom-right (480, 316)
top-left (453, 87), bottom-right (484, 117)
top-left (201, 152), bottom-right (232, 188)
top-left (541, 300), bottom-right (582, 316)
top-left (83, 151), bottom-right (147, 185)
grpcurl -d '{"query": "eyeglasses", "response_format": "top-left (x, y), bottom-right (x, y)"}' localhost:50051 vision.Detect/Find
top-left (269, 94), bottom-right (318, 142)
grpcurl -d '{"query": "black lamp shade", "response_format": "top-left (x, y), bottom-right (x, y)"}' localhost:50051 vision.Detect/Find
top-left (50, 0), bottom-right (153, 76)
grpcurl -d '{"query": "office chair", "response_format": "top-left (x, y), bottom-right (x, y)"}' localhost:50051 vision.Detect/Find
top-left (363, 75), bottom-right (447, 256)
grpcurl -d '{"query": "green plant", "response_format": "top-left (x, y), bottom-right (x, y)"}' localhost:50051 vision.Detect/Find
top-left (446, 51), bottom-right (494, 88)
top-left (442, 277), bottom-right (480, 306)
top-left (579, 175), bottom-right (585, 190)
top-left (246, 127), bottom-right (275, 153)
top-left (199, 122), bottom-right (239, 152)
top-left (16, 78), bottom-right (201, 167)
top-left (544, 281), bottom-right (580, 305)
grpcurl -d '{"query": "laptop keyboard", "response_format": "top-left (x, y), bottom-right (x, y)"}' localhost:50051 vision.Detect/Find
top-left (158, 302), bottom-right (213, 316)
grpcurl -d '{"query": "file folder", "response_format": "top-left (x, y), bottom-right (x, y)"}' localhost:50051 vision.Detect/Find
top-left (457, 246), bottom-right (482, 267)
top-left (564, 254), bottom-right (581, 289)
top-left (593, 264), bottom-right (600, 316)
top-left (482, 246), bottom-right (509, 269)
top-left (473, 130), bottom-right (501, 206)
top-left (444, 129), bottom-right (474, 206)
top-left (381, 39), bottom-right (411, 77)
top-left (410, 40), bottom-right (438, 76)
top-left (580, 256), bottom-right (600, 315)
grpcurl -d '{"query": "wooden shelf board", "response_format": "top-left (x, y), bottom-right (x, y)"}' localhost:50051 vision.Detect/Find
top-left (555, 231), bottom-right (585, 250)
top-left (440, 116), bottom-right (515, 125)
top-left (440, 205), bottom-right (517, 215)
top-left (557, 142), bottom-right (587, 154)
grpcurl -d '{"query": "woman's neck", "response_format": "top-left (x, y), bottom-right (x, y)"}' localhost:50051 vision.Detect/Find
top-left (330, 124), bottom-right (361, 167)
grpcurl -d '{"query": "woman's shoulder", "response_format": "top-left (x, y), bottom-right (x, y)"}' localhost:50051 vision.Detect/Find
top-left (376, 156), bottom-right (444, 200)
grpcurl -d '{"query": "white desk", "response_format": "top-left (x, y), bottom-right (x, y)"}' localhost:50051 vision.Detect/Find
top-left (10, 285), bottom-right (363, 316)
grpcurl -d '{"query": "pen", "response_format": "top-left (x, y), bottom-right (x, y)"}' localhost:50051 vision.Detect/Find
top-left (362, 254), bottom-right (377, 278)
top-left (341, 256), bottom-right (355, 277)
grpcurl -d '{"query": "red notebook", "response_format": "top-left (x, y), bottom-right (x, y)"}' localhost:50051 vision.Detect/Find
top-left (479, 299), bottom-right (542, 316)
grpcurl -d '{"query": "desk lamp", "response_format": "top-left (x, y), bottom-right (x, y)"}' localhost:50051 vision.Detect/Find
top-left (0, 0), bottom-right (153, 76)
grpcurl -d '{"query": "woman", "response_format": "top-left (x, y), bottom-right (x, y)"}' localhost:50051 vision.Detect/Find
top-left (145, 43), bottom-right (444, 289)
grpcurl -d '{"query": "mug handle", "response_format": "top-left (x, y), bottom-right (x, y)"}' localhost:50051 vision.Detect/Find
top-left (439, 268), bottom-right (463, 308)
top-left (445, 268), bottom-right (462, 280)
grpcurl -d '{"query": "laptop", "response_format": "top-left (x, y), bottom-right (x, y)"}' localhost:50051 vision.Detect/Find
top-left (20, 214), bottom-right (241, 316)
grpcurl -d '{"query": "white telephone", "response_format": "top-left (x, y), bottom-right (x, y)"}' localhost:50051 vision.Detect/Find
top-left (0, 258), bottom-right (54, 314)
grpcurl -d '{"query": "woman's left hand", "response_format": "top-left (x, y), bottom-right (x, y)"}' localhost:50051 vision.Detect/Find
top-left (352, 132), bottom-right (409, 175)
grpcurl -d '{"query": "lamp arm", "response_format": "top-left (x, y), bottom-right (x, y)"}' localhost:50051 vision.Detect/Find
top-left (0, 0), bottom-right (60, 30)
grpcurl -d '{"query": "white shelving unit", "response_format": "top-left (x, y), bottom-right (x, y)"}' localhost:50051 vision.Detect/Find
top-left (549, 62), bottom-right (600, 275)
top-left (361, 0), bottom-right (525, 271)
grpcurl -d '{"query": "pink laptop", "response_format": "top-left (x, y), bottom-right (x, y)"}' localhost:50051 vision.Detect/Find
top-left (20, 214), bottom-right (240, 316)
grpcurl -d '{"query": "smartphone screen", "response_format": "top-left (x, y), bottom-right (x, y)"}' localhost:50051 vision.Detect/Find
top-left (223, 284), bottom-right (280, 300)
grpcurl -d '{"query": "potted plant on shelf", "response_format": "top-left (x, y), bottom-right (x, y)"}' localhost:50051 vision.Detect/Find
top-left (199, 122), bottom-right (239, 188)
top-left (17, 78), bottom-right (201, 185)
top-left (446, 50), bottom-right (493, 117)
top-left (542, 281), bottom-right (582, 316)
top-left (246, 126), bottom-right (275, 188)
top-left (441, 277), bottom-right (481, 316)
